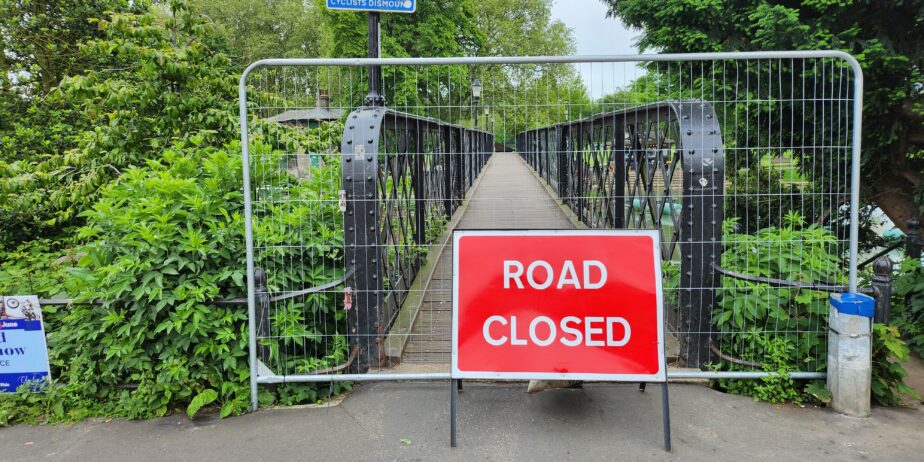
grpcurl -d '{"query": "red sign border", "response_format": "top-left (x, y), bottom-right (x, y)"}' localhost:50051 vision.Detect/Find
top-left (450, 229), bottom-right (667, 382)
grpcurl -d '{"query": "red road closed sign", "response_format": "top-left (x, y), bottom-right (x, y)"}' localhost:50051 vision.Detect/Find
top-left (451, 230), bottom-right (666, 381)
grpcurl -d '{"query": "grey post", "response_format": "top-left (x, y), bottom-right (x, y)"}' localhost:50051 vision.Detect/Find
top-left (827, 293), bottom-right (875, 417)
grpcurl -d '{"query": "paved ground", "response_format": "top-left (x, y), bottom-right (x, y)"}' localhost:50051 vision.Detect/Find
top-left (2, 378), bottom-right (921, 462)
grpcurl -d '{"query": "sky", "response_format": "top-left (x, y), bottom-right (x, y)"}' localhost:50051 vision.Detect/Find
top-left (549, 0), bottom-right (643, 97)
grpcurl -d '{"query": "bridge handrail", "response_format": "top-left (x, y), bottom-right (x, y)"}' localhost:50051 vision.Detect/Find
top-left (514, 100), bottom-right (724, 367)
top-left (341, 106), bottom-right (493, 372)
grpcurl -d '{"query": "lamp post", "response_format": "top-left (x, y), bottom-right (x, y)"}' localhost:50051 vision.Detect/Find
top-left (471, 78), bottom-right (483, 129)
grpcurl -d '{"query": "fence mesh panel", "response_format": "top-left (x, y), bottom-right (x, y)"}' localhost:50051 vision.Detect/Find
top-left (241, 55), bottom-right (858, 387)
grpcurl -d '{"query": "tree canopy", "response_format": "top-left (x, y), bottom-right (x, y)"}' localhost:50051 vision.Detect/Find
top-left (599, 0), bottom-right (924, 231)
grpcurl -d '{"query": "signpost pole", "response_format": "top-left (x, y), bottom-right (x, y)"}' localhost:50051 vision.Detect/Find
top-left (364, 12), bottom-right (385, 107)
top-left (661, 382), bottom-right (672, 451)
top-left (450, 378), bottom-right (459, 447)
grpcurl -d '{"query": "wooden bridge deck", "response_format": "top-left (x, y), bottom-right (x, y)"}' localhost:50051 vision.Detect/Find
top-left (399, 152), bottom-right (579, 365)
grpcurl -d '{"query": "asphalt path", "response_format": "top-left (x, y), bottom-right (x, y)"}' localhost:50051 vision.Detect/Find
top-left (2, 380), bottom-right (922, 461)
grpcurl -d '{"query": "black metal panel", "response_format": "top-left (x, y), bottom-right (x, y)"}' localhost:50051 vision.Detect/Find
top-left (342, 107), bottom-right (386, 372)
top-left (515, 101), bottom-right (725, 368)
top-left (676, 101), bottom-right (724, 368)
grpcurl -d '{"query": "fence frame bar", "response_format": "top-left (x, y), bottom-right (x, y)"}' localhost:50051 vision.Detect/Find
top-left (239, 51), bottom-right (862, 410)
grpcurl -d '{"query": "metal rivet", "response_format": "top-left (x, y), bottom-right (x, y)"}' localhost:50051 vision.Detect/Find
top-left (369, 226), bottom-right (375, 231)
top-left (366, 176), bottom-right (373, 181)
top-left (706, 114), bottom-right (713, 119)
top-left (368, 139), bottom-right (373, 144)
top-left (346, 158), bottom-right (352, 163)
top-left (686, 130), bottom-right (692, 136)
top-left (366, 193), bottom-right (372, 198)
top-left (367, 156), bottom-right (373, 161)
top-left (368, 210), bottom-right (374, 215)
top-left (346, 176), bottom-right (352, 181)
top-left (347, 140), bottom-right (352, 145)
top-left (348, 226), bottom-right (354, 231)
top-left (349, 125), bottom-right (355, 130)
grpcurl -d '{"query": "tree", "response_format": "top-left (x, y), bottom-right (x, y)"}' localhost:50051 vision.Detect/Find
top-left (600, 0), bottom-right (924, 231)
top-left (0, 1), bottom-right (139, 164)
top-left (0, 2), bottom-right (239, 247)
top-left (189, 0), bottom-right (328, 67)
top-left (0, 0), bottom-right (135, 96)
top-left (472, 0), bottom-right (589, 143)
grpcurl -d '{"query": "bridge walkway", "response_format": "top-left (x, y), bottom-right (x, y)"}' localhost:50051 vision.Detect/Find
top-left (395, 152), bottom-right (580, 366)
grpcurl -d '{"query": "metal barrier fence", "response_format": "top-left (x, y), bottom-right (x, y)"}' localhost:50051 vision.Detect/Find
top-left (239, 52), bottom-right (862, 409)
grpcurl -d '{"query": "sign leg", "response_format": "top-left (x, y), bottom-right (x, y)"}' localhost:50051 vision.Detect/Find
top-left (450, 379), bottom-right (458, 447)
top-left (661, 381), bottom-right (672, 452)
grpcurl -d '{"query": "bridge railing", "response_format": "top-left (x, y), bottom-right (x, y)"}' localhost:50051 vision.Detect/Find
top-left (342, 107), bottom-right (493, 372)
top-left (516, 101), bottom-right (724, 368)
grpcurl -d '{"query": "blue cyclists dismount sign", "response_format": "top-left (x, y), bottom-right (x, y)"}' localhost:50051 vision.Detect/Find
top-left (0, 296), bottom-right (51, 393)
top-left (326, 0), bottom-right (416, 13)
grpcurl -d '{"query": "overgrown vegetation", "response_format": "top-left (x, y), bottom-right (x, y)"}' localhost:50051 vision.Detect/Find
top-left (708, 212), bottom-right (919, 405)
top-left (710, 212), bottom-right (835, 404)
top-left (0, 2), bottom-right (350, 425)
top-left (894, 257), bottom-right (924, 358)
top-left (0, 0), bottom-right (585, 425)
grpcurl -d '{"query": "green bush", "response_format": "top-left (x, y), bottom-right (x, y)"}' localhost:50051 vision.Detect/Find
top-left (725, 164), bottom-right (803, 235)
top-left (711, 212), bottom-right (919, 405)
top-left (711, 212), bottom-right (838, 403)
top-left (0, 134), bottom-right (348, 424)
top-left (894, 257), bottom-right (924, 357)
top-left (871, 323), bottom-right (920, 406)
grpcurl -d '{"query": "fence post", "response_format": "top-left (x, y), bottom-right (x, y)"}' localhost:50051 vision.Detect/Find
top-left (452, 128), bottom-right (464, 203)
top-left (907, 217), bottom-right (922, 260)
top-left (827, 293), bottom-right (874, 417)
top-left (612, 125), bottom-right (625, 229)
top-left (871, 257), bottom-right (893, 325)
top-left (342, 108), bottom-right (386, 372)
top-left (414, 126), bottom-right (426, 246)
top-left (558, 127), bottom-right (569, 200)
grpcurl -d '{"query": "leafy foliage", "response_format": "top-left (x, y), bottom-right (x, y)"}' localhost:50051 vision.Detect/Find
top-left (599, 0), bottom-right (924, 231)
top-left (189, 0), bottom-right (328, 67)
top-left (1, 4), bottom-right (238, 246)
top-left (0, 1), bottom-right (353, 424)
top-left (871, 323), bottom-right (921, 406)
top-left (1, 135), bottom-right (348, 424)
top-left (711, 212), bottom-right (838, 402)
top-left (894, 257), bottom-right (924, 357)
